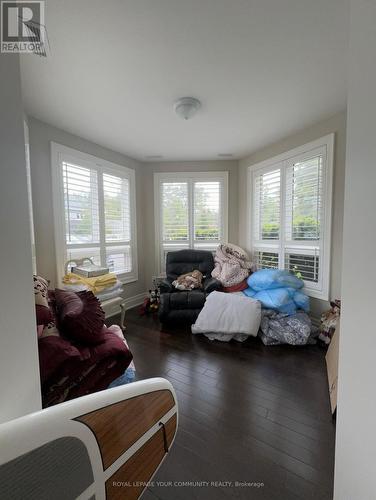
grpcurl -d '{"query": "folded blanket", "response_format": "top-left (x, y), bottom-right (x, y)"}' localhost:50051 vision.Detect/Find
top-left (192, 291), bottom-right (261, 342)
top-left (211, 244), bottom-right (256, 287)
top-left (62, 273), bottom-right (117, 294)
top-left (96, 287), bottom-right (124, 302)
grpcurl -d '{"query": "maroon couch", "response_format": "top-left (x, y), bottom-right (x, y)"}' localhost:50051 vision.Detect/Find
top-left (35, 283), bottom-right (133, 408)
top-left (39, 328), bottom-right (133, 407)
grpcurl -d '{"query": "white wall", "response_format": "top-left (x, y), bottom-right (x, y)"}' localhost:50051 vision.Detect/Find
top-left (0, 55), bottom-right (41, 423)
top-left (28, 117), bottom-right (146, 299)
top-left (334, 2), bottom-right (376, 498)
top-left (141, 160), bottom-right (239, 288)
top-left (238, 111), bottom-right (347, 318)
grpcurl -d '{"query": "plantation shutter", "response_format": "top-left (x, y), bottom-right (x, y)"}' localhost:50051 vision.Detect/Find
top-left (252, 168), bottom-right (281, 269)
top-left (253, 168), bottom-right (281, 242)
top-left (63, 161), bottom-right (102, 265)
top-left (193, 181), bottom-right (221, 249)
top-left (250, 137), bottom-right (331, 299)
top-left (161, 182), bottom-right (189, 244)
top-left (157, 173), bottom-right (228, 271)
top-left (58, 151), bottom-right (136, 280)
top-left (284, 154), bottom-right (323, 283)
top-left (103, 173), bottom-right (132, 274)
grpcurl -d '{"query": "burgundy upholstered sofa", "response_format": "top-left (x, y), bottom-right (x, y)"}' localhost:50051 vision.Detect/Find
top-left (34, 277), bottom-right (133, 407)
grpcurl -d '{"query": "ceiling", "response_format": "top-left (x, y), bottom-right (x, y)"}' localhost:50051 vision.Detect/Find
top-left (21, 0), bottom-right (349, 161)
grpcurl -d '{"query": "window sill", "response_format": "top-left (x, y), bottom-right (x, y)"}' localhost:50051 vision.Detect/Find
top-left (304, 286), bottom-right (329, 302)
top-left (118, 273), bottom-right (139, 285)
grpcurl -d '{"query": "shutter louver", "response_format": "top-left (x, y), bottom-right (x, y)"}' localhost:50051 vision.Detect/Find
top-left (285, 251), bottom-right (320, 283)
top-left (254, 251), bottom-right (279, 270)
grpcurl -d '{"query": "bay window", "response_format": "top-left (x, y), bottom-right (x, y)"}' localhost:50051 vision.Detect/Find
top-left (249, 135), bottom-right (334, 299)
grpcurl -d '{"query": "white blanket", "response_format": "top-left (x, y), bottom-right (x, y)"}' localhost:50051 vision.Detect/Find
top-left (192, 291), bottom-right (261, 342)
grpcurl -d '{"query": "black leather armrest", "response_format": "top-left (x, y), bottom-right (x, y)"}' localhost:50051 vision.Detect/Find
top-left (203, 277), bottom-right (222, 293)
top-left (159, 278), bottom-right (173, 294)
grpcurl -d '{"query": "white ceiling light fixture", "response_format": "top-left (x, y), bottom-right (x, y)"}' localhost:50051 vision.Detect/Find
top-left (174, 97), bottom-right (201, 120)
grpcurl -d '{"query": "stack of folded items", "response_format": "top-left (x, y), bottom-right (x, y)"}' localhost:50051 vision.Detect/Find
top-left (62, 272), bottom-right (124, 302)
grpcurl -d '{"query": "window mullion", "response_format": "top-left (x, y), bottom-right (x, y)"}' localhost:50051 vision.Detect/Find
top-left (279, 162), bottom-right (286, 270)
top-left (189, 179), bottom-right (194, 249)
top-left (97, 169), bottom-right (106, 268)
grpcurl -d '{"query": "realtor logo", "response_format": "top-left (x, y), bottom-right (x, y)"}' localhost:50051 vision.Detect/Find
top-left (1, 1), bottom-right (47, 55)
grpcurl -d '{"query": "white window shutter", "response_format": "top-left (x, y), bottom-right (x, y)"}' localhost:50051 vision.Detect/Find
top-left (253, 168), bottom-right (281, 242)
top-left (62, 162), bottom-right (100, 245)
top-left (54, 144), bottom-right (137, 283)
top-left (156, 173), bottom-right (228, 272)
top-left (161, 182), bottom-right (189, 244)
top-left (193, 181), bottom-right (221, 249)
top-left (250, 135), bottom-right (333, 300)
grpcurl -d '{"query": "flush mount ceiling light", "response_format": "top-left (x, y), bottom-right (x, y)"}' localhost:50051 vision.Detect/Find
top-left (174, 97), bottom-right (201, 120)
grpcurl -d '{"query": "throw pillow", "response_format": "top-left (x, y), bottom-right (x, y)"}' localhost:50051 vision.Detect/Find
top-left (54, 289), bottom-right (105, 345)
top-left (33, 275), bottom-right (49, 307)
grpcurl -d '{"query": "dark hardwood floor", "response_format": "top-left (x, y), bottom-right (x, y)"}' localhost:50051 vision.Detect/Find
top-left (110, 308), bottom-right (335, 500)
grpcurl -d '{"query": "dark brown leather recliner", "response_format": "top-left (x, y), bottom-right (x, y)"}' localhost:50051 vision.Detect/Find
top-left (158, 249), bottom-right (221, 324)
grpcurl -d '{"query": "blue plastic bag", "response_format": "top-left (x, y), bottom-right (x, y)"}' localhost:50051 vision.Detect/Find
top-left (253, 288), bottom-right (297, 315)
top-left (243, 287), bottom-right (257, 298)
top-left (247, 269), bottom-right (304, 292)
top-left (292, 290), bottom-right (310, 313)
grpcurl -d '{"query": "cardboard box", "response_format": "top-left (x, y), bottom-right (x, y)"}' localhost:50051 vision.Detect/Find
top-left (326, 320), bottom-right (340, 414)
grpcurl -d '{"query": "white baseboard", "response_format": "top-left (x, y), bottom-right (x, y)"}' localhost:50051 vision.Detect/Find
top-left (104, 292), bottom-right (146, 319)
top-left (123, 292), bottom-right (147, 311)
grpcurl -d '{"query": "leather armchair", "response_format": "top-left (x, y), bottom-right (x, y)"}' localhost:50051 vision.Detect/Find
top-left (158, 249), bottom-right (221, 324)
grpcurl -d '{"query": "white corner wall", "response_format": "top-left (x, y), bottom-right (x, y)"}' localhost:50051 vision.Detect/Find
top-left (0, 55), bottom-right (41, 423)
top-left (334, 1), bottom-right (376, 498)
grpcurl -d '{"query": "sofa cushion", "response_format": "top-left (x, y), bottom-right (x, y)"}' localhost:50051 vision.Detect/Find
top-left (35, 304), bottom-right (54, 326)
top-left (54, 289), bottom-right (105, 345)
top-left (166, 249), bottom-right (214, 281)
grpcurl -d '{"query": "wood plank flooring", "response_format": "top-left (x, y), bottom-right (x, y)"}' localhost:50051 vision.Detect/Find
top-left (109, 308), bottom-right (335, 500)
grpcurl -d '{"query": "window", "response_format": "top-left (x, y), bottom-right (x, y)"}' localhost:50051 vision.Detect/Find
top-left (51, 143), bottom-right (137, 283)
top-left (249, 135), bottom-right (333, 299)
top-left (154, 172), bottom-right (228, 272)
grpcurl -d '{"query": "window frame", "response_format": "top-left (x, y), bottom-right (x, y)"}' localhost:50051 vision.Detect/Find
top-left (247, 134), bottom-right (334, 300)
top-left (154, 171), bottom-right (229, 274)
top-left (51, 142), bottom-right (138, 284)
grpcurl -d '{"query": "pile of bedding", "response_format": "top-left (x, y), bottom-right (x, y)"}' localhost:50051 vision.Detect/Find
top-left (212, 244), bottom-right (256, 288)
top-left (192, 291), bottom-right (261, 342)
top-left (259, 309), bottom-right (318, 346)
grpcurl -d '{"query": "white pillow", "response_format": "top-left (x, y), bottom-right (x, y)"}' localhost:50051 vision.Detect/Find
top-left (192, 291), bottom-right (261, 337)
